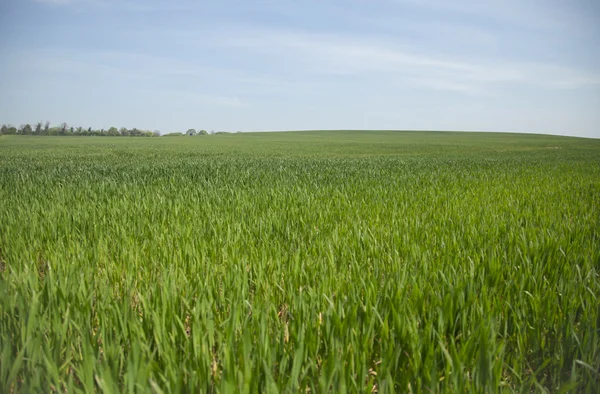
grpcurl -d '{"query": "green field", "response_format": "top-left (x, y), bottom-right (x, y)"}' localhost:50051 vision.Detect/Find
top-left (1, 131), bottom-right (599, 392)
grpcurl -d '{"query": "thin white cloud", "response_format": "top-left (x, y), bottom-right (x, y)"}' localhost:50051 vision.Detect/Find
top-left (213, 28), bottom-right (600, 95)
top-left (34, 0), bottom-right (203, 11)
top-left (11, 48), bottom-right (237, 80)
top-left (35, 0), bottom-right (73, 4)
top-left (520, 64), bottom-right (600, 90)
top-left (134, 88), bottom-right (247, 108)
top-left (409, 78), bottom-right (492, 96)
top-left (391, 0), bottom-right (576, 30)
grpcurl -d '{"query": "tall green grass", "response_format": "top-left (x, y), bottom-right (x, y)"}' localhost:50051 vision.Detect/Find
top-left (1, 132), bottom-right (599, 392)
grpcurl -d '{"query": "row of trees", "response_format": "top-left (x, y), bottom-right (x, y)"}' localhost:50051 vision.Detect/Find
top-left (162, 129), bottom-right (210, 136)
top-left (164, 129), bottom-right (235, 136)
top-left (0, 122), bottom-right (160, 137)
top-left (0, 123), bottom-right (240, 137)
top-left (186, 129), bottom-right (209, 136)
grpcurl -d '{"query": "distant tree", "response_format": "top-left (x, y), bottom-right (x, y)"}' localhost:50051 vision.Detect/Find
top-left (70, 127), bottom-right (74, 134)
top-left (59, 122), bottom-right (68, 135)
top-left (34, 122), bottom-right (43, 135)
top-left (197, 129), bottom-right (208, 135)
top-left (0, 125), bottom-right (6, 135)
top-left (107, 127), bottom-right (119, 136)
top-left (186, 128), bottom-right (197, 136)
top-left (153, 130), bottom-right (161, 137)
top-left (120, 127), bottom-right (130, 136)
top-left (43, 121), bottom-right (50, 135)
top-left (163, 132), bottom-right (184, 137)
top-left (20, 124), bottom-right (33, 135)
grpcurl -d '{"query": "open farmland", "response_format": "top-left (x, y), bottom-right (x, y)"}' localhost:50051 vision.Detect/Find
top-left (0, 131), bottom-right (599, 392)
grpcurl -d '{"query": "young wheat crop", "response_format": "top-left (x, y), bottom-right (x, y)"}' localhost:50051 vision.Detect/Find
top-left (0, 131), bottom-right (598, 392)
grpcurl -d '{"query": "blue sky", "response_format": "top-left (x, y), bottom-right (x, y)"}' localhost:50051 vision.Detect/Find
top-left (1, 0), bottom-right (599, 137)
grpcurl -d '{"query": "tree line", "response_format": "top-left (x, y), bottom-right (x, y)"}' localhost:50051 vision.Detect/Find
top-left (164, 129), bottom-right (237, 136)
top-left (162, 129), bottom-right (211, 137)
top-left (0, 122), bottom-right (160, 137)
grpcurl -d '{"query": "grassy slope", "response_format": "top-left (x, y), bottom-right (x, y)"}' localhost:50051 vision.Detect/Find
top-left (0, 131), bottom-right (599, 392)
top-left (2, 130), bottom-right (596, 156)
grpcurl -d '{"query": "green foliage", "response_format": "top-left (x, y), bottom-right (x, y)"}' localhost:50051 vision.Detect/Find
top-left (19, 124), bottom-right (33, 135)
top-left (0, 131), bottom-right (599, 392)
top-left (0, 122), bottom-right (160, 137)
top-left (0, 125), bottom-right (19, 135)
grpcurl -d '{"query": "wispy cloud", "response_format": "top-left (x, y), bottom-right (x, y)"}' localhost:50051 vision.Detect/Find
top-left (12, 48), bottom-right (236, 80)
top-left (391, 0), bottom-right (582, 30)
top-left (212, 27), bottom-right (600, 95)
top-left (132, 87), bottom-right (248, 109)
top-left (33, 0), bottom-right (204, 11)
top-left (35, 0), bottom-right (74, 5)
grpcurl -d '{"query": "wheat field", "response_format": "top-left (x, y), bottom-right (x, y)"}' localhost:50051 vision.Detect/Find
top-left (0, 131), bottom-right (599, 392)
